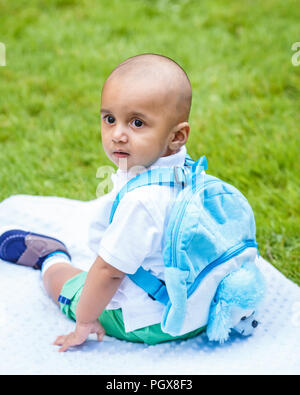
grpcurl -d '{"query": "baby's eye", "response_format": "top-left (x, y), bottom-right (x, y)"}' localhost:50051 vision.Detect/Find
top-left (104, 115), bottom-right (116, 124)
top-left (131, 119), bottom-right (144, 128)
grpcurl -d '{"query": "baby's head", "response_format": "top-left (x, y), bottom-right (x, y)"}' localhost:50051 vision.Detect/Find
top-left (100, 53), bottom-right (192, 170)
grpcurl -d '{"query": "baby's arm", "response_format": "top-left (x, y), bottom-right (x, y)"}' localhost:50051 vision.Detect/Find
top-left (54, 256), bottom-right (125, 352)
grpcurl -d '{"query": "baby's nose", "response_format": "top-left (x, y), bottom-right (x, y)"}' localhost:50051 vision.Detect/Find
top-left (112, 128), bottom-right (128, 143)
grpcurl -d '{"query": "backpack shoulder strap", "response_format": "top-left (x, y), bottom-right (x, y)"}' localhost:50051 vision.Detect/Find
top-left (129, 266), bottom-right (170, 305)
top-left (109, 166), bottom-right (185, 224)
top-left (109, 154), bottom-right (207, 224)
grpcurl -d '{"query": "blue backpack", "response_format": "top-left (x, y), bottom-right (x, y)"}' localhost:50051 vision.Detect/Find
top-left (109, 154), bottom-right (259, 336)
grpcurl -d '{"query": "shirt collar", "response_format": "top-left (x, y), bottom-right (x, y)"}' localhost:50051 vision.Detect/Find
top-left (150, 145), bottom-right (187, 168)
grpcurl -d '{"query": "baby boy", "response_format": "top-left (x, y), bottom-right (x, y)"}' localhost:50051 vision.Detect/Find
top-left (0, 53), bottom-right (205, 351)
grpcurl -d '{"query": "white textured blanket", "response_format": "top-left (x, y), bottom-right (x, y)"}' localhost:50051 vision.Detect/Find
top-left (0, 194), bottom-right (299, 375)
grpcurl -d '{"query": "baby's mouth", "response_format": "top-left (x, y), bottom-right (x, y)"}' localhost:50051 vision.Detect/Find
top-left (113, 151), bottom-right (130, 158)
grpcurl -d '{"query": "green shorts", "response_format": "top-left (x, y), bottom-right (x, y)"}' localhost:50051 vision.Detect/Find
top-left (59, 271), bottom-right (205, 345)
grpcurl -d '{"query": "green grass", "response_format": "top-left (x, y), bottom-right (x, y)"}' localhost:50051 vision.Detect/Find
top-left (0, 0), bottom-right (299, 284)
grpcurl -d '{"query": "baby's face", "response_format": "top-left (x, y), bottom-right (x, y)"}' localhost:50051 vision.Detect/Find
top-left (100, 74), bottom-right (177, 171)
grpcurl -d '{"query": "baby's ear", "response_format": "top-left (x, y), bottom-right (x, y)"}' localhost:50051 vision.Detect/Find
top-left (206, 300), bottom-right (232, 343)
top-left (169, 122), bottom-right (190, 151)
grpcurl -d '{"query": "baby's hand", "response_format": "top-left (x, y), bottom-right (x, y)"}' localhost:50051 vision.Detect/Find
top-left (53, 320), bottom-right (105, 352)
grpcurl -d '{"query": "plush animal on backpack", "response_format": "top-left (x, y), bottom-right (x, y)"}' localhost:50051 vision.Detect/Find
top-left (206, 259), bottom-right (266, 343)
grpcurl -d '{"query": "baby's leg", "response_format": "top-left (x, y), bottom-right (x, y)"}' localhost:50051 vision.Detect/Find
top-left (42, 263), bottom-right (83, 306)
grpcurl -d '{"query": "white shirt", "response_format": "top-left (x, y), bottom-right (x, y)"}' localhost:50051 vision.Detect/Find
top-left (88, 145), bottom-right (187, 332)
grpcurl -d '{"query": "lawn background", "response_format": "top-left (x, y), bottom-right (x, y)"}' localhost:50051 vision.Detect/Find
top-left (0, 0), bottom-right (299, 284)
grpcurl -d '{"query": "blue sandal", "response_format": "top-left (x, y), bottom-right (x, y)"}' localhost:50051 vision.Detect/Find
top-left (0, 227), bottom-right (71, 269)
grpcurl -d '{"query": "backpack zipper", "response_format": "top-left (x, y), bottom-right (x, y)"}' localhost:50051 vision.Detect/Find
top-left (186, 239), bottom-right (258, 298)
top-left (169, 178), bottom-right (258, 297)
top-left (170, 179), bottom-right (218, 268)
